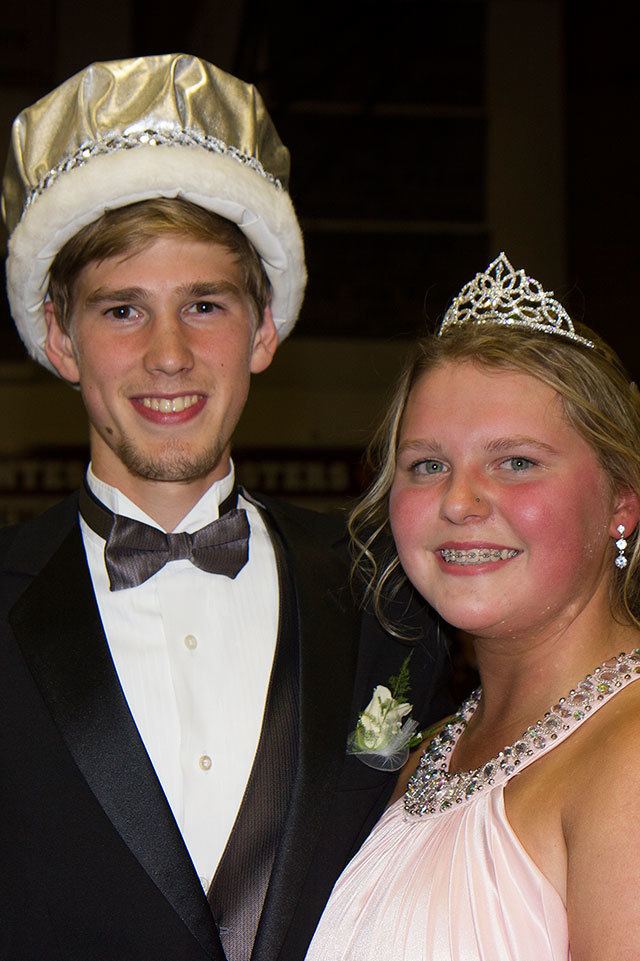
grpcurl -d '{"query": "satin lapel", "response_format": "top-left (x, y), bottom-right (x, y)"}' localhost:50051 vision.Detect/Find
top-left (250, 499), bottom-right (360, 961)
top-left (8, 522), bottom-right (223, 960)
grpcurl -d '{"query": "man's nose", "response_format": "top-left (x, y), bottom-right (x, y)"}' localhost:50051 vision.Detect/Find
top-left (144, 315), bottom-right (194, 376)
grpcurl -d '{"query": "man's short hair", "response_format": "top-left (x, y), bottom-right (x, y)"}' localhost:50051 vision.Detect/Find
top-left (48, 197), bottom-right (273, 332)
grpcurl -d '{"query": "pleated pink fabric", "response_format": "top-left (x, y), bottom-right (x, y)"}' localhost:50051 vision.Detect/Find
top-left (306, 788), bottom-right (568, 961)
top-left (306, 661), bottom-right (640, 961)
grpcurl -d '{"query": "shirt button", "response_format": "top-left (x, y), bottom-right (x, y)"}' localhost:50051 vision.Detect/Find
top-left (200, 876), bottom-right (209, 891)
top-left (184, 634), bottom-right (198, 650)
top-left (199, 754), bottom-right (212, 771)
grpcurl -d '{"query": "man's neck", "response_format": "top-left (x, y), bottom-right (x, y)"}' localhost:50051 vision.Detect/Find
top-left (88, 464), bottom-right (232, 532)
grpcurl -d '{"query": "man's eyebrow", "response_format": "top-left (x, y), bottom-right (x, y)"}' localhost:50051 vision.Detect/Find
top-left (84, 280), bottom-right (243, 308)
top-left (85, 286), bottom-right (147, 307)
top-left (175, 280), bottom-right (243, 300)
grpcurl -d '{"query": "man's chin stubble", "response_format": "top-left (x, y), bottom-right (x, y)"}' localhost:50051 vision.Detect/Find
top-left (116, 438), bottom-right (227, 484)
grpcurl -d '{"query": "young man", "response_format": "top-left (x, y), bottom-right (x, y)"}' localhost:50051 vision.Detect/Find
top-left (0, 55), bottom-right (449, 961)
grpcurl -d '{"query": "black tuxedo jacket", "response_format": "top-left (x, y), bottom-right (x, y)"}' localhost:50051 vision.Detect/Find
top-left (0, 491), bottom-right (450, 961)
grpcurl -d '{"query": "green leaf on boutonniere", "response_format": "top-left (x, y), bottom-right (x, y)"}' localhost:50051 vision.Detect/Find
top-left (388, 652), bottom-right (413, 703)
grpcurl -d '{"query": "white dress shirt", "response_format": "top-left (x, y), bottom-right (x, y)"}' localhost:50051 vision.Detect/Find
top-left (80, 464), bottom-right (279, 889)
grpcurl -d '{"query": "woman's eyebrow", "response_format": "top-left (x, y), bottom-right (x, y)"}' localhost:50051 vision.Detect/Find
top-left (484, 436), bottom-right (559, 454)
top-left (396, 439), bottom-right (444, 455)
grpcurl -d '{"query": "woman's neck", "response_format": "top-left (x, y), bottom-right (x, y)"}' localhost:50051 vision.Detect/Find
top-left (450, 608), bottom-right (640, 772)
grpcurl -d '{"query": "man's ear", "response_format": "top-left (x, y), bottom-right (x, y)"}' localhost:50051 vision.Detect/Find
top-left (44, 301), bottom-right (80, 384)
top-left (610, 486), bottom-right (640, 540)
top-left (250, 305), bottom-right (279, 374)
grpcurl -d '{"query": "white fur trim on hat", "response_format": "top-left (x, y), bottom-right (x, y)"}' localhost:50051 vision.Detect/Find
top-left (7, 144), bottom-right (306, 374)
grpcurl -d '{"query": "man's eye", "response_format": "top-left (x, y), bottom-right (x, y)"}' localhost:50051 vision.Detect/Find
top-left (187, 301), bottom-right (218, 314)
top-left (106, 305), bottom-right (137, 320)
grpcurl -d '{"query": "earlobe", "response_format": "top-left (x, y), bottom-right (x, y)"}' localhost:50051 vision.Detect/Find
top-left (610, 487), bottom-right (640, 540)
top-left (250, 306), bottom-right (279, 374)
top-left (44, 301), bottom-right (80, 383)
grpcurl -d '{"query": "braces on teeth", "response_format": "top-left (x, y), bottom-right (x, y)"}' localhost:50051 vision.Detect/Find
top-left (440, 548), bottom-right (518, 565)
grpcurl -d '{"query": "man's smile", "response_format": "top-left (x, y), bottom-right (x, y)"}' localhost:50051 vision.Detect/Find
top-left (138, 394), bottom-right (203, 413)
top-left (130, 393), bottom-right (207, 424)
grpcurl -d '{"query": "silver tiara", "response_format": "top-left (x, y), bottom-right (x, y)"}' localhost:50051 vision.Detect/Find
top-left (438, 252), bottom-right (594, 349)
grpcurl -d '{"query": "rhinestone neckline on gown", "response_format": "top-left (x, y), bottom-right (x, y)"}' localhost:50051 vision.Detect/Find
top-left (404, 649), bottom-right (640, 818)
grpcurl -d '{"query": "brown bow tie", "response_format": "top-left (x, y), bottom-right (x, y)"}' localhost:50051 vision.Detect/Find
top-left (79, 482), bottom-right (250, 591)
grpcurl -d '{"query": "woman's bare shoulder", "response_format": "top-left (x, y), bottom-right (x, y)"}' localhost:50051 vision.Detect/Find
top-left (563, 679), bottom-right (640, 959)
top-left (566, 677), bottom-right (640, 817)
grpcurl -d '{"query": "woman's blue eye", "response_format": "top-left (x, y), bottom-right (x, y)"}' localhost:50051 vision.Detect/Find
top-left (505, 457), bottom-right (535, 472)
top-left (412, 459), bottom-right (446, 475)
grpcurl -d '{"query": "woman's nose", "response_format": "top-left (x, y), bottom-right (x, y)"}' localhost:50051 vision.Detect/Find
top-left (440, 473), bottom-right (491, 524)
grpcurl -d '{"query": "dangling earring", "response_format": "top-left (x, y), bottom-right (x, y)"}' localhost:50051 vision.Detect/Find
top-left (615, 525), bottom-right (628, 569)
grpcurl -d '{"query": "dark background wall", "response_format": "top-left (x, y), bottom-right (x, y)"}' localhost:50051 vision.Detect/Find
top-left (0, 0), bottom-right (637, 520)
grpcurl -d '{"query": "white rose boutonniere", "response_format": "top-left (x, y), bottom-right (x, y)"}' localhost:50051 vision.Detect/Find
top-left (347, 655), bottom-right (422, 771)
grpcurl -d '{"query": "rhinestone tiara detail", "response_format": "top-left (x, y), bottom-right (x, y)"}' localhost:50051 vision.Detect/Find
top-left (438, 252), bottom-right (594, 349)
top-left (23, 127), bottom-right (283, 217)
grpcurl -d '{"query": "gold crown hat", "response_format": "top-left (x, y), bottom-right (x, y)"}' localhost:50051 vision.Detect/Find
top-left (2, 53), bottom-right (306, 374)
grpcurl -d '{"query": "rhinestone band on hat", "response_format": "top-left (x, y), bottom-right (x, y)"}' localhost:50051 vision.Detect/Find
top-left (23, 127), bottom-right (283, 217)
top-left (438, 252), bottom-right (594, 349)
top-left (404, 649), bottom-right (640, 818)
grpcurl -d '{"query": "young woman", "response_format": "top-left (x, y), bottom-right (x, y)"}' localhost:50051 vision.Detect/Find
top-left (306, 254), bottom-right (640, 960)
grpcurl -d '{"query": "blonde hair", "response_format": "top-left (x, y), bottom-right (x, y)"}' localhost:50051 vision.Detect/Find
top-left (350, 323), bottom-right (640, 633)
top-left (48, 197), bottom-right (272, 331)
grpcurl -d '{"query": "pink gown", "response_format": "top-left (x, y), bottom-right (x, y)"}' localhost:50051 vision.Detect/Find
top-left (306, 650), bottom-right (640, 961)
